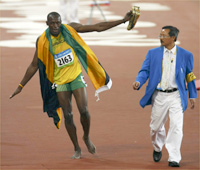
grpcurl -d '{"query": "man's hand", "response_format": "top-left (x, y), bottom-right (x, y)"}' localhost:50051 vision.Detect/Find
top-left (123, 10), bottom-right (133, 23)
top-left (190, 98), bottom-right (196, 109)
top-left (9, 86), bottom-right (22, 99)
top-left (133, 82), bottom-right (140, 90)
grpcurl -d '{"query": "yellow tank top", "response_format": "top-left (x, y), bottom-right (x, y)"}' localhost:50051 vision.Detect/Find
top-left (51, 33), bottom-right (82, 85)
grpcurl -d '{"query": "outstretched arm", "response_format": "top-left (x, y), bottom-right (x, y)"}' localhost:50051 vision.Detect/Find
top-left (69, 10), bottom-right (132, 33)
top-left (9, 47), bottom-right (39, 99)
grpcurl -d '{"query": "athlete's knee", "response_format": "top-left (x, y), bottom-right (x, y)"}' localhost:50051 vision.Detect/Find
top-left (63, 111), bottom-right (73, 124)
top-left (80, 107), bottom-right (89, 119)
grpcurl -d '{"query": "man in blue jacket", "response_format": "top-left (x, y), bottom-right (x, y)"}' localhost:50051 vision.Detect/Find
top-left (133, 26), bottom-right (197, 167)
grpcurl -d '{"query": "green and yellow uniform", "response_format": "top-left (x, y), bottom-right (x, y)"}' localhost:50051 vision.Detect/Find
top-left (51, 33), bottom-right (82, 85)
top-left (51, 33), bottom-right (86, 91)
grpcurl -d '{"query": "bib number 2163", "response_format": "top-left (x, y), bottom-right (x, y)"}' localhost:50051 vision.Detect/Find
top-left (54, 48), bottom-right (74, 68)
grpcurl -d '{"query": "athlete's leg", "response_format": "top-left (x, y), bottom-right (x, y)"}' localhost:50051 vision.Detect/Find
top-left (73, 87), bottom-right (96, 154)
top-left (57, 91), bottom-right (81, 159)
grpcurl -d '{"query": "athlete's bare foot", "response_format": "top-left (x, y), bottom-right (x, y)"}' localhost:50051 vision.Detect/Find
top-left (71, 150), bottom-right (82, 159)
top-left (83, 136), bottom-right (96, 154)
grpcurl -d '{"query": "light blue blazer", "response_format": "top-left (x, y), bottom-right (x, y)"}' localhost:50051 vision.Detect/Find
top-left (136, 46), bottom-right (197, 112)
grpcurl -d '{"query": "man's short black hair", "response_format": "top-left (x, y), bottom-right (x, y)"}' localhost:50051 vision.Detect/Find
top-left (162, 25), bottom-right (179, 42)
top-left (47, 12), bottom-right (61, 21)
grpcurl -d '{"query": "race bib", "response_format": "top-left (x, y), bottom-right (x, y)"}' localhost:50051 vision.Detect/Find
top-left (54, 49), bottom-right (74, 68)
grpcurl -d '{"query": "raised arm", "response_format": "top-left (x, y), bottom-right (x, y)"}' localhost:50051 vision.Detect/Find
top-left (69, 10), bottom-right (132, 33)
top-left (9, 42), bottom-right (39, 99)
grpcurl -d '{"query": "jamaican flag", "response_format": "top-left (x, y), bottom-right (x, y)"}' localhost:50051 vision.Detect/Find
top-left (37, 24), bottom-right (112, 129)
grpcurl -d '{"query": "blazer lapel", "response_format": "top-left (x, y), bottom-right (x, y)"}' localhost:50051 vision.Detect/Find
top-left (157, 46), bottom-right (164, 80)
top-left (175, 46), bottom-right (181, 77)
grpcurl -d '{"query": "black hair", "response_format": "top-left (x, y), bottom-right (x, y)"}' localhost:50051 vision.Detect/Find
top-left (47, 12), bottom-right (61, 21)
top-left (162, 26), bottom-right (179, 42)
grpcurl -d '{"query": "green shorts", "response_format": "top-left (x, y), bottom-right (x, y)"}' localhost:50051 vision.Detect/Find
top-left (56, 73), bottom-right (87, 92)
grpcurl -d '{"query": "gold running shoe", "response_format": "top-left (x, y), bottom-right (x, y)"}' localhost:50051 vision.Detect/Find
top-left (127, 6), bottom-right (140, 30)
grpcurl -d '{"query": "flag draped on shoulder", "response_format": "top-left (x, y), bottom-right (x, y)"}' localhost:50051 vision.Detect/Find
top-left (37, 24), bottom-right (112, 128)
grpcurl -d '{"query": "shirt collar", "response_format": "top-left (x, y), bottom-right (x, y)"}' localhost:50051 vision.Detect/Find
top-left (164, 45), bottom-right (177, 55)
